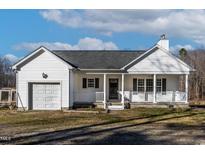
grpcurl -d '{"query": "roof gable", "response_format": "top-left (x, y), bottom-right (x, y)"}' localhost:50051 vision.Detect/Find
top-left (12, 46), bottom-right (73, 70)
top-left (122, 45), bottom-right (158, 70)
top-left (127, 46), bottom-right (192, 74)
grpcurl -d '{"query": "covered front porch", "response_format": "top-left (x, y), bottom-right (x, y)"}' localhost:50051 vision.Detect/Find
top-left (93, 73), bottom-right (189, 109)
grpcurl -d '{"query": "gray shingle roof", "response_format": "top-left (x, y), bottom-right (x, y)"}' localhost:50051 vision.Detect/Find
top-left (52, 50), bottom-right (145, 69)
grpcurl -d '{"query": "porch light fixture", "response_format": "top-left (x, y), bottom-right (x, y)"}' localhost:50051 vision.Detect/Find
top-left (42, 72), bottom-right (48, 79)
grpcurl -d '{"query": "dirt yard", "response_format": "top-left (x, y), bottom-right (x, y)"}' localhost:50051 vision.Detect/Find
top-left (0, 107), bottom-right (205, 144)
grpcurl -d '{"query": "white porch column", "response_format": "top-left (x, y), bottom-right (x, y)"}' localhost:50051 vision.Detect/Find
top-left (153, 74), bottom-right (157, 103)
top-left (121, 73), bottom-right (125, 105)
top-left (185, 74), bottom-right (189, 104)
top-left (103, 73), bottom-right (107, 109)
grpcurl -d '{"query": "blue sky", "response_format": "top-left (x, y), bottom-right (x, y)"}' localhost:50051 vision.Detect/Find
top-left (0, 9), bottom-right (204, 62)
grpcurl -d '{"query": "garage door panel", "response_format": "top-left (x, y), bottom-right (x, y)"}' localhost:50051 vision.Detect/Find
top-left (45, 104), bottom-right (60, 108)
top-left (33, 97), bottom-right (45, 102)
top-left (32, 83), bottom-right (61, 110)
top-left (34, 103), bottom-right (45, 109)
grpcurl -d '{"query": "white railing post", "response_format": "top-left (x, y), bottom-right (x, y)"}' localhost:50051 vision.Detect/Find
top-left (103, 74), bottom-right (107, 109)
top-left (172, 91), bottom-right (175, 103)
top-left (121, 73), bottom-right (125, 106)
top-left (8, 90), bottom-right (10, 103)
top-left (153, 74), bottom-right (157, 103)
top-left (185, 74), bottom-right (189, 104)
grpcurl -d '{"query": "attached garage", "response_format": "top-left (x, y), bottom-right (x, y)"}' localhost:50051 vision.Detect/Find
top-left (29, 83), bottom-right (61, 110)
top-left (12, 47), bottom-right (73, 110)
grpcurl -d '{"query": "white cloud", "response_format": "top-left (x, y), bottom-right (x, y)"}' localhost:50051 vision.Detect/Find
top-left (14, 42), bottom-right (73, 51)
top-left (72, 37), bottom-right (118, 50)
top-left (3, 54), bottom-right (19, 63)
top-left (14, 37), bottom-right (118, 51)
top-left (170, 44), bottom-right (194, 53)
top-left (40, 10), bottom-right (205, 46)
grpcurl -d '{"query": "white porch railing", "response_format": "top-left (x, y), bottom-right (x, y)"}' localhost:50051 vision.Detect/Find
top-left (95, 91), bottom-right (186, 103)
top-left (118, 91), bottom-right (131, 101)
top-left (156, 91), bottom-right (186, 102)
top-left (131, 91), bottom-right (186, 103)
top-left (96, 92), bottom-right (104, 102)
top-left (156, 91), bottom-right (174, 102)
top-left (131, 91), bottom-right (154, 102)
top-left (175, 91), bottom-right (186, 102)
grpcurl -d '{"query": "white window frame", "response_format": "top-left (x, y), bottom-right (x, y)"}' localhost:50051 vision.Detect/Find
top-left (134, 77), bottom-right (166, 93)
top-left (134, 77), bottom-right (154, 93)
top-left (137, 78), bottom-right (145, 92)
top-left (156, 78), bottom-right (166, 93)
top-left (146, 78), bottom-right (153, 92)
top-left (156, 78), bottom-right (162, 92)
top-left (87, 78), bottom-right (95, 88)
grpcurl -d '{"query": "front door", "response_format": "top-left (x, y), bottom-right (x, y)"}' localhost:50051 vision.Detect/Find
top-left (109, 79), bottom-right (119, 100)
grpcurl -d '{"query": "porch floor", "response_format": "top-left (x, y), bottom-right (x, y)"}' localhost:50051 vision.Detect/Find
top-left (94, 102), bottom-right (189, 109)
top-left (74, 101), bottom-right (189, 110)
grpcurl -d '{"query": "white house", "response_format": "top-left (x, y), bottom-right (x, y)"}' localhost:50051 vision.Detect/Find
top-left (12, 36), bottom-right (194, 110)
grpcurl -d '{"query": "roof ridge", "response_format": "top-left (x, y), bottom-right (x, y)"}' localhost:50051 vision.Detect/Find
top-left (52, 50), bottom-right (146, 52)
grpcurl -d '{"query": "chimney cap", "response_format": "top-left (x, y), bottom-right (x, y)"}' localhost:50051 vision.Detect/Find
top-left (160, 34), bottom-right (166, 40)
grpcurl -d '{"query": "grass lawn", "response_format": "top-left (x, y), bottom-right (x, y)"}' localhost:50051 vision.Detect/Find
top-left (0, 107), bottom-right (205, 138)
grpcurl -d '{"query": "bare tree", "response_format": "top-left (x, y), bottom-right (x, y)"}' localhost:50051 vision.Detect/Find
top-left (184, 49), bottom-right (205, 101)
top-left (0, 56), bottom-right (15, 88)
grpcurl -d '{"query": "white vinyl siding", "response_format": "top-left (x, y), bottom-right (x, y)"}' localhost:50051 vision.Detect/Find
top-left (127, 48), bottom-right (190, 74)
top-left (17, 50), bottom-right (72, 110)
top-left (74, 73), bottom-right (121, 102)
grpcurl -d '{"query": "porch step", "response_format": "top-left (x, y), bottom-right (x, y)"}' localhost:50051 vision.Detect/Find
top-left (109, 102), bottom-right (122, 105)
top-left (107, 105), bottom-right (124, 110)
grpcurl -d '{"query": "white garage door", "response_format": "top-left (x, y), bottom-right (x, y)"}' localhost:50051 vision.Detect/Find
top-left (32, 83), bottom-right (61, 110)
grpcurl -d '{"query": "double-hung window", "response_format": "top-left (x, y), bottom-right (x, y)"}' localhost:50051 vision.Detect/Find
top-left (137, 79), bottom-right (144, 92)
top-left (156, 78), bottom-right (166, 92)
top-left (133, 78), bottom-right (166, 93)
top-left (146, 79), bottom-right (153, 92)
top-left (156, 79), bottom-right (162, 92)
top-left (82, 78), bottom-right (99, 88)
top-left (87, 79), bottom-right (95, 88)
